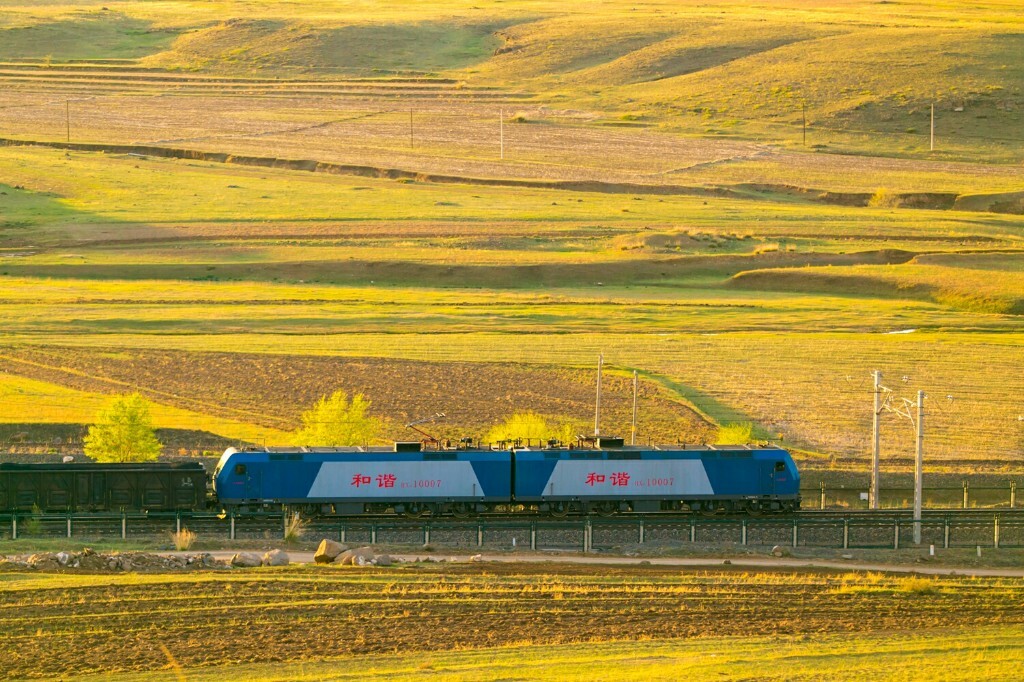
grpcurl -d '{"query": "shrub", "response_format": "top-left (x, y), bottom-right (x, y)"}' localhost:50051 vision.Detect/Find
top-left (897, 577), bottom-right (938, 595)
top-left (283, 512), bottom-right (307, 544)
top-left (868, 188), bottom-right (900, 208)
top-left (715, 422), bottom-right (754, 445)
top-left (171, 528), bottom-right (197, 551)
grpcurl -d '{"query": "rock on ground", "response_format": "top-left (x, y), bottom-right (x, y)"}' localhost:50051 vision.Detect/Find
top-left (314, 539), bottom-right (347, 564)
top-left (230, 552), bottom-right (263, 568)
top-left (771, 545), bottom-right (791, 557)
top-left (263, 549), bottom-right (290, 567)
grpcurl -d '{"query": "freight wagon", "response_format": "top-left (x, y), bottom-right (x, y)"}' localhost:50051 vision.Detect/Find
top-left (0, 462), bottom-right (207, 513)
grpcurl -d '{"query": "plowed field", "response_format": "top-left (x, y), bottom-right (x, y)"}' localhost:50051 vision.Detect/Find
top-left (0, 347), bottom-right (712, 444)
top-left (2, 563), bottom-right (1022, 679)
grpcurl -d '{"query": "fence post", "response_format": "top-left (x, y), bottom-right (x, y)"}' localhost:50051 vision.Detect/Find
top-left (893, 518), bottom-right (900, 550)
top-left (423, 525), bottom-right (430, 546)
top-left (943, 517), bottom-right (949, 549)
top-left (1011, 482), bottom-right (1016, 509)
top-left (176, 512), bottom-right (181, 536)
top-left (843, 519), bottom-right (849, 550)
top-left (477, 524), bottom-right (483, 547)
top-left (340, 526), bottom-right (346, 544)
top-left (11, 514), bottom-right (17, 540)
top-left (690, 518), bottom-right (696, 543)
top-left (820, 481), bottom-right (826, 510)
top-left (994, 517), bottom-right (1000, 549)
top-left (584, 519), bottom-right (593, 553)
top-left (121, 511), bottom-right (127, 540)
top-left (67, 514), bottom-right (72, 539)
top-left (639, 519), bottom-right (645, 545)
top-left (792, 519), bottom-right (798, 548)
top-left (963, 481), bottom-right (969, 509)
top-left (531, 523), bottom-right (537, 550)
top-left (741, 519), bottom-right (747, 546)
top-left (370, 524), bottom-right (377, 545)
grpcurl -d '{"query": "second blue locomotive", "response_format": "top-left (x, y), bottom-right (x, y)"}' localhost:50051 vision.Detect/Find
top-left (214, 439), bottom-right (800, 516)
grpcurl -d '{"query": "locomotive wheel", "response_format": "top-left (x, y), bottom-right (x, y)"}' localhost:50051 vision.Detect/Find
top-left (549, 501), bottom-right (570, 518)
top-left (450, 503), bottom-right (476, 519)
top-left (402, 504), bottom-right (431, 519)
top-left (593, 501), bottom-right (618, 517)
top-left (745, 501), bottom-right (763, 517)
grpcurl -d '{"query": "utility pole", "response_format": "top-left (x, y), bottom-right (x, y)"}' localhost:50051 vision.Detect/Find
top-left (871, 370), bottom-right (882, 510)
top-left (631, 370), bottom-right (638, 445)
top-left (594, 354), bottom-right (603, 437)
top-left (802, 102), bottom-right (807, 146)
top-left (500, 108), bottom-right (505, 160)
top-left (66, 99), bottom-right (70, 142)
top-left (914, 390), bottom-right (924, 545)
top-left (930, 103), bottom-right (935, 152)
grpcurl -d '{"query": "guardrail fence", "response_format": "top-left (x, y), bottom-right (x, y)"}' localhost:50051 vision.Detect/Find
top-left (2, 511), bottom-right (1022, 551)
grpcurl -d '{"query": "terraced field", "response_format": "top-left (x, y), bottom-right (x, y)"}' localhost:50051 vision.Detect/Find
top-left (0, 0), bottom-right (1021, 474)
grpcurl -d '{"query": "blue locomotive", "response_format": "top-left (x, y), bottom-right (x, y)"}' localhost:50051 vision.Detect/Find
top-left (214, 439), bottom-right (800, 516)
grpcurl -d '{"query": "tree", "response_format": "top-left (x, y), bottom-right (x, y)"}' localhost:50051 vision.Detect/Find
top-left (293, 390), bottom-right (384, 446)
top-left (485, 412), bottom-right (549, 444)
top-left (84, 393), bottom-right (162, 462)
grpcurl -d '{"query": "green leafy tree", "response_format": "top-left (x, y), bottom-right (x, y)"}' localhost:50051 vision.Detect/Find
top-left (485, 412), bottom-right (546, 444)
top-left (293, 390), bottom-right (384, 446)
top-left (84, 393), bottom-right (162, 462)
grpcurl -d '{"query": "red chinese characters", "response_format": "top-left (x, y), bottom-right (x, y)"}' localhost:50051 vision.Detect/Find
top-left (586, 472), bottom-right (631, 486)
top-left (351, 474), bottom-right (372, 487)
top-left (376, 473), bottom-right (396, 488)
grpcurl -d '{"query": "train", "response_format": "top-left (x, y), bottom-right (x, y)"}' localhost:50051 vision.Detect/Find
top-left (1, 438), bottom-right (800, 517)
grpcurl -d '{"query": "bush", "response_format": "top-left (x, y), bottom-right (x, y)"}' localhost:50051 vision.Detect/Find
top-left (171, 528), bottom-right (197, 551)
top-left (868, 188), bottom-right (900, 208)
top-left (283, 512), bottom-right (307, 544)
top-left (897, 577), bottom-right (938, 595)
top-left (715, 422), bottom-right (754, 445)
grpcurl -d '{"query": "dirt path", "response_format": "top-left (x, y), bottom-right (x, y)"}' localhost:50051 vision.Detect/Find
top-left (188, 549), bottom-right (1024, 577)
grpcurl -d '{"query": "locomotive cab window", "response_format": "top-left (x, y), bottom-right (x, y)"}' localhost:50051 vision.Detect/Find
top-left (234, 464), bottom-right (247, 476)
top-left (774, 461), bottom-right (786, 472)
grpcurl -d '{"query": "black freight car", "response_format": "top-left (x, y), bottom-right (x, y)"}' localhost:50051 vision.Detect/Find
top-left (0, 462), bottom-right (207, 512)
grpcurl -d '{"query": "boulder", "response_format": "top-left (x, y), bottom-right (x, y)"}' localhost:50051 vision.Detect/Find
top-left (334, 546), bottom-right (376, 566)
top-left (27, 553), bottom-right (60, 571)
top-left (263, 549), bottom-right (290, 567)
top-left (230, 552), bottom-right (263, 568)
top-left (314, 539), bottom-right (347, 564)
top-left (56, 551), bottom-right (71, 566)
top-left (770, 545), bottom-right (790, 558)
top-left (469, 554), bottom-right (484, 563)
top-left (375, 554), bottom-right (393, 567)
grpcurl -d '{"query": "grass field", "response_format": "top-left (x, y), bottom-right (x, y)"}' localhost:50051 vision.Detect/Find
top-left (2, 563), bottom-right (1023, 680)
top-left (0, 0), bottom-right (1022, 473)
